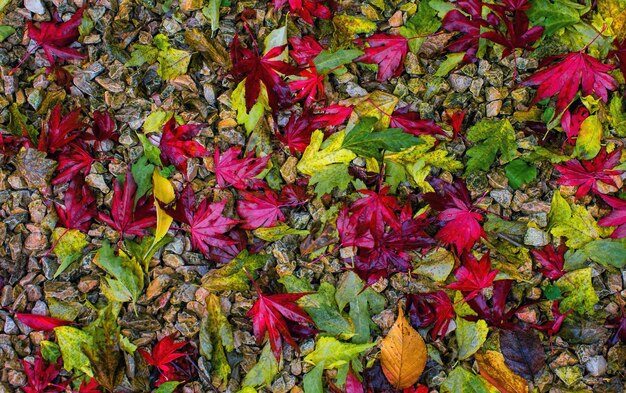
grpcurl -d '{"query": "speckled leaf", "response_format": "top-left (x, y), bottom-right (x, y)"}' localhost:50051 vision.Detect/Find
top-left (556, 267), bottom-right (599, 314)
top-left (241, 343), bottom-right (280, 389)
top-left (457, 318), bottom-right (489, 360)
top-left (52, 227), bottom-right (88, 278)
top-left (253, 225), bottom-right (309, 241)
top-left (54, 326), bottom-right (94, 377)
top-left (297, 130), bottom-right (356, 176)
top-left (440, 366), bottom-right (493, 393)
top-left (573, 115), bottom-right (603, 160)
top-left (465, 119), bottom-right (518, 174)
top-left (202, 250), bottom-right (269, 292)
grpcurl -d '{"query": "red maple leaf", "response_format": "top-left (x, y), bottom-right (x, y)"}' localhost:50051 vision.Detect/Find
top-left (610, 38), bottom-right (626, 81)
top-left (14, 313), bottom-right (71, 331)
top-left (237, 189), bottom-right (285, 229)
top-left (560, 105), bottom-right (589, 145)
top-left (97, 168), bottom-right (156, 238)
top-left (345, 369), bottom-right (365, 393)
top-left (554, 148), bottom-right (623, 199)
top-left (481, 6), bottom-right (544, 59)
top-left (0, 131), bottom-right (33, 155)
top-left (230, 34), bottom-right (297, 112)
top-left (354, 34), bottom-right (408, 82)
top-left (159, 117), bottom-right (207, 175)
top-left (52, 143), bottom-right (94, 185)
top-left (530, 243), bottom-right (566, 280)
top-left (599, 194), bottom-right (626, 239)
top-left (389, 106), bottom-right (446, 137)
top-left (273, 0), bottom-right (331, 24)
top-left (213, 146), bottom-right (270, 190)
top-left (351, 186), bottom-right (401, 240)
top-left (13, 5), bottom-right (86, 72)
top-left (522, 49), bottom-right (618, 114)
top-left (447, 110), bottom-right (466, 140)
top-left (422, 178), bottom-right (486, 254)
top-left (88, 110), bottom-right (119, 143)
top-left (55, 179), bottom-right (97, 232)
top-left (161, 184), bottom-right (238, 258)
top-left (139, 333), bottom-right (194, 385)
top-left (290, 62), bottom-right (325, 107)
top-left (37, 105), bottom-right (85, 155)
top-left (407, 290), bottom-right (455, 339)
top-left (277, 105), bottom-right (352, 153)
top-left (23, 352), bottom-right (66, 393)
top-left (530, 301), bottom-right (573, 347)
top-left (289, 35), bottom-right (324, 66)
top-left (465, 279), bottom-right (525, 330)
top-left (447, 252), bottom-right (499, 301)
top-left (442, 0), bottom-right (489, 63)
top-left (77, 379), bottom-right (101, 393)
top-left (247, 276), bottom-right (313, 360)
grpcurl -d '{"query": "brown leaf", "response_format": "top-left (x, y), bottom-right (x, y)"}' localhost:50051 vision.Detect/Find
top-left (475, 350), bottom-right (529, 393)
top-left (380, 305), bottom-right (427, 389)
top-left (500, 330), bottom-right (546, 382)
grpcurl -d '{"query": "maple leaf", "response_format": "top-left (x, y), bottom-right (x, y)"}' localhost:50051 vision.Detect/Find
top-left (77, 379), bottom-right (101, 393)
top-left (290, 62), bottom-right (325, 107)
top-left (273, 0), bottom-right (331, 24)
top-left (407, 290), bottom-right (455, 339)
top-left (554, 148), bottom-right (623, 199)
top-left (560, 105), bottom-right (589, 145)
top-left (16, 5), bottom-right (86, 71)
top-left (237, 189), bottom-right (285, 230)
top-left (598, 194), bottom-right (626, 239)
top-left (23, 352), bottom-right (66, 393)
top-left (610, 38), bottom-right (626, 81)
top-left (14, 313), bottom-right (71, 331)
top-left (229, 34), bottom-right (297, 112)
top-left (55, 179), bottom-right (97, 232)
top-left (442, 0), bottom-right (489, 63)
top-left (277, 105), bottom-right (352, 153)
top-left (89, 110), bottom-right (119, 143)
top-left (158, 117), bottom-right (207, 175)
top-left (481, 6), bottom-right (544, 58)
top-left (389, 106), bottom-right (446, 137)
top-left (351, 186), bottom-right (401, 239)
top-left (466, 279), bottom-right (525, 330)
top-left (37, 105), bottom-right (85, 155)
top-left (51, 143), bottom-right (94, 185)
top-left (139, 333), bottom-right (194, 385)
top-left (247, 276), bottom-right (314, 360)
top-left (161, 184), bottom-right (238, 258)
top-left (354, 34), bottom-right (408, 82)
top-left (447, 252), bottom-right (499, 301)
top-left (289, 35), bottom-right (324, 66)
top-left (213, 146), bottom-right (270, 190)
top-left (522, 49), bottom-right (618, 114)
top-left (97, 168), bottom-right (156, 238)
top-left (530, 243), bottom-right (566, 280)
top-left (529, 301), bottom-right (573, 347)
top-left (422, 178), bottom-right (486, 254)
top-left (447, 110), bottom-right (466, 139)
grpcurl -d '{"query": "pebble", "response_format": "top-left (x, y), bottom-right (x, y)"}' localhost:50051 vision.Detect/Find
top-left (3, 317), bottom-right (18, 335)
top-left (280, 157), bottom-right (298, 184)
top-left (585, 356), bottom-right (607, 377)
top-left (85, 174), bottom-right (110, 193)
top-left (524, 227), bottom-right (549, 247)
top-left (486, 100), bottom-right (502, 117)
top-left (490, 189), bottom-right (512, 208)
top-left (449, 74), bottom-right (472, 93)
top-left (25, 0), bottom-right (45, 14)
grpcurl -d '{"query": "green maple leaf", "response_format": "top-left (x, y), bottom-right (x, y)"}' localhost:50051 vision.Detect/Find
top-left (465, 119), bottom-right (517, 174)
top-left (342, 117), bottom-right (421, 158)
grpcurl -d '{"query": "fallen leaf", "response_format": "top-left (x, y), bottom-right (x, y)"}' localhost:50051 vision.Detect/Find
top-left (499, 329), bottom-right (546, 382)
top-left (475, 350), bottom-right (529, 393)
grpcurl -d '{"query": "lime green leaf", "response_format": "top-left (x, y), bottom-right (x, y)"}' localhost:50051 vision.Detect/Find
top-left (309, 163), bottom-right (353, 197)
top-left (565, 238), bottom-right (626, 270)
top-left (527, 0), bottom-right (583, 35)
top-left (253, 225), bottom-right (309, 241)
top-left (457, 318), bottom-right (489, 360)
top-left (505, 159), bottom-right (537, 189)
top-left (52, 228), bottom-right (88, 278)
top-left (556, 268), bottom-right (598, 314)
top-left (263, 26), bottom-right (288, 61)
top-left (153, 34), bottom-right (191, 80)
top-left (137, 133), bottom-right (163, 166)
top-left (143, 110), bottom-right (173, 134)
top-left (0, 25), bottom-right (15, 42)
top-left (202, 250), bottom-right (269, 292)
top-left (124, 235), bottom-right (173, 273)
top-left (573, 115), bottom-right (603, 160)
top-left (441, 366), bottom-right (493, 393)
top-left (126, 44), bottom-right (158, 67)
top-left (428, 0), bottom-right (456, 17)
top-left (400, 1), bottom-right (441, 53)
top-left (93, 241), bottom-right (144, 303)
top-left (342, 117), bottom-right (421, 158)
top-left (297, 130), bottom-right (356, 176)
top-left (609, 94), bottom-right (626, 137)
top-left (313, 49), bottom-right (363, 74)
top-left (434, 53), bottom-right (465, 77)
top-left (40, 340), bottom-right (61, 363)
top-left (333, 14), bottom-right (377, 35)
top-left (241, 343), bottom-right (280, 389)
top-left (232, 79), bottom-right (269, 133)
top-left (153, 381), bottom-right (181, 393)
top-left (304, 337), bottom-right (375, 369)
top-left (54, 326), bottom-right (94, 377)
top-left (465, 119), bottom-right (517, 174)
top-left (453, 291), bottom-right (477, 318)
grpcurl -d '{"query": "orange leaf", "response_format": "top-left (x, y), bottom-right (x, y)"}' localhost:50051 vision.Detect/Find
top-left (475, 350), bottom-right (529, 393)
top-left (380, 306), bottom-right (427, 389)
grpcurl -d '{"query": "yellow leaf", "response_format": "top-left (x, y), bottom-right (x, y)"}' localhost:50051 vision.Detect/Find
top-left (380, 306), bottom-right (427, 389)
top-left (152, 170), bottom-right (174, 244)
top-left (296, 130), bottom-right (356, 176)
top-left (344, 90), bottom-right (399, 131)
top-left (475, 351), bottom-right (529, 393)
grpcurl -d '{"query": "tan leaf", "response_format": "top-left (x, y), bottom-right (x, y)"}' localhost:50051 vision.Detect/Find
top-left (475, 350), bottom-right (529, 393)
top-left (380, 306), bottom-right (427, 389)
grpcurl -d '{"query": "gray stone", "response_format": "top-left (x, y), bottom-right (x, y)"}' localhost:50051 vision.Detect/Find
top-left (25, 0), bottom-right (45, 14)
top-left (85, 174), bottom-right (110, 193)
top-left (524, 227), bottom-right (549, 247)
top-left (585, 356), bottom-right (607, 377)
top-left (490, 189), bottom-right (512, 208)
top-left (449, 74), bottom-right (472, 93)
top-left (3, 317), bottom-right (18, 334)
